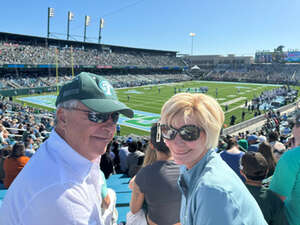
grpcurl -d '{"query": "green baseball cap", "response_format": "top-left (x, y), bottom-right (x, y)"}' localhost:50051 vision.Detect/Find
top-left (55, 72), bottom-right (134, 118)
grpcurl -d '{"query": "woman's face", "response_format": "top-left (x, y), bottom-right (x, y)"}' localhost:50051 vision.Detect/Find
top-left (164, 113), bottom-right (208, 169)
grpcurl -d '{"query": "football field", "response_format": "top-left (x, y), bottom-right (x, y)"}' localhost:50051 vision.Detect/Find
top-left (16, 80), bottom-right (285, 136)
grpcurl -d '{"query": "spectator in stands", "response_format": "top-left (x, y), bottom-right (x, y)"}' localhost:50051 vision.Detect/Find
top-left (0, 72), bottom-right (134, 225)
top-left (129, 122), bottom-right (181, 225)
top-left (24, 139), bottom-right (35, 158)
top-left (0, 124), bottom-right (10, 146)
top-left (141, 140), bottom-right (157, 167)
top-left (0, 148), bottom-right (10, 184)
top-left (111, 140), bottom-right (122, 173)
top-left (220, 137), bottom-right (245, 182)
top-left (100, 142), bottom-right (115, 179)
top-left (160, 93), bottom-right (267, 225)
top-left (270, 112), bottom-right (300, 225)
top-left (258, 142), bottom-right (277, 178)
top-left (240, 152), bottom-right (289, 225)
top-left (3, 142), bottom-right (30, 188)
top-left (116, 124), bottom-right (121, 136)
top-left (127, 140), bottom-right (144, 178)
top-left (238, 138), bottom-right (248, 151)
top-left (247, 134), bottom-right (260, 152)
top-left (291, 113), bottom-right (300, 147)
top-left (118, 139), bottom-right (130, 173)
top-left (272, 141), bottom-right (286, 163)
top-left (268, 130), bottom-right (280, 149)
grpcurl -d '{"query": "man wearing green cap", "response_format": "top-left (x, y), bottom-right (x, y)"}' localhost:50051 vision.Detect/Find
top-left (0, 72), bottom-right (134, 225)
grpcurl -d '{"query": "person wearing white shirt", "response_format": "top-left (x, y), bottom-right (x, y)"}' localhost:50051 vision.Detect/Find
top-left (0, 72), bottom-right (134, 225)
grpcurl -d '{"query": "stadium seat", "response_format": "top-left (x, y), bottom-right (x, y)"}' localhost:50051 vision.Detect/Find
top-left (0, 183), bottom-right (7, 207)
top-left (107, 174), bottom-right (132, 224)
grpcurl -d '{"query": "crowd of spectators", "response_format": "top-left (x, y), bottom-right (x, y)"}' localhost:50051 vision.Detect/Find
top-left (202, 63), bottom-right (300, 85)
top-left (0, 41), bottom-right (185, 67)
top-left (0, 72), bottom-right (191, 90)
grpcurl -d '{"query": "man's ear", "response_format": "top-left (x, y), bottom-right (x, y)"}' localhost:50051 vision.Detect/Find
top-left (56, 108), bottom-right (67, 125)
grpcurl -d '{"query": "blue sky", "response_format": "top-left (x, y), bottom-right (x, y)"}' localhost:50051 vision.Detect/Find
top-left (1, 0), bottom-right (299, 56)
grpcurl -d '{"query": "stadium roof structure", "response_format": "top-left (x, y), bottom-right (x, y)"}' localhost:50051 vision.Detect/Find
top-left (0, 31), bottom-right (177, 56)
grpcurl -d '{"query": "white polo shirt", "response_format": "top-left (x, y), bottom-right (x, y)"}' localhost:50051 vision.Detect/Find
top-left (0, 130), bottom-right (104, 225)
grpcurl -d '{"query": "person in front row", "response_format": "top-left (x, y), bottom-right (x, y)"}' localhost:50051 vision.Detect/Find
top-left (159, 93), bottom-right (267, 225)
top-left (269, 111), bottom-right (300, 225)
top-left (129, 122), bottom-right (181, 225)
top-left (0, 72), bottom-right (134, 225)
top-left (240, 152), bottom-right (289, 225)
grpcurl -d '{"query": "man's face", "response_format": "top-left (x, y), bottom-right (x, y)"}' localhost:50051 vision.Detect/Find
top-left (59, 102), bottom-right (116, 161)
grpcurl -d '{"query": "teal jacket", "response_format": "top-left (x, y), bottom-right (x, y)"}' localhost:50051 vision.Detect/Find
top-left (178, 150), bottom-right (267, 225)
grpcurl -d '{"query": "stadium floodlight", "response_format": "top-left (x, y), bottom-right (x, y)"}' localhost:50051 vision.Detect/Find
top-left (68, 11), bottom-right (74, 21)
top-left (84, 16), bottom-right (91, 42)
top-left (47, 7), bottom-right (55, 38)
top-left (189, 32), bottom-right (196, 56)
top-left (67, 11), bottom-right (74, 40)
top-left (85, 16), bottom-right (91, 26)
top-left (49, 8), bottom-right (54, 17)
top-left (98, 18), bottom-right (104, 44)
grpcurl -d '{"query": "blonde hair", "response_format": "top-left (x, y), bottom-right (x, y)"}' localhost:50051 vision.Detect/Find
top-left (160, 93), bottom-right (224, 149)
top-left (142, 143), bottom-right (157, 167)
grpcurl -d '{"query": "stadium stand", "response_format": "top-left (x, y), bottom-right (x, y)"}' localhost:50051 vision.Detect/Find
top-left (1, 32), bottom-right (300, 224)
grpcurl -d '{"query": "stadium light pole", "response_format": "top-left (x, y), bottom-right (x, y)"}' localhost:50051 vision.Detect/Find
top-left (98, 18), bottom-right (104, 44)
top-left (84, 15), bottom-right (91, 42)
top-left (67, 11), bottom-right (74, 40)
top-left (189, 32), bottom-right (196, 55)
top-left (47, 7), bottom-right (54, 38)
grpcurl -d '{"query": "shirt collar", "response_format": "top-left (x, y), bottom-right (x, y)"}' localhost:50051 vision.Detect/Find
top-left (46, 130), bottom-right (100, 182)
top-left (180, 149), bottom-right (215, 190)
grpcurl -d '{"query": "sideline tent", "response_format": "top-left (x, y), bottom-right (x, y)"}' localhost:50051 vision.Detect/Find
top-left (191, 65), bottom-right (200, 70)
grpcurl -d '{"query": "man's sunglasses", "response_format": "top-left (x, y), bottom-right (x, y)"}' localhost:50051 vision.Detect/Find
top-left (160, 124), bottom-right (202, 141)
top-left (72, 108), bottom-right (119, 124)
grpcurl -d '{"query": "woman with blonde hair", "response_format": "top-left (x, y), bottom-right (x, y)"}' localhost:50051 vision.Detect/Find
top-left (160, 93), bottom-right (267, 225)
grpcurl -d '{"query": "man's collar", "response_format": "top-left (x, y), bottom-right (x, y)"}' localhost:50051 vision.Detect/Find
top-left (47, 130), bottom-right (99, 182)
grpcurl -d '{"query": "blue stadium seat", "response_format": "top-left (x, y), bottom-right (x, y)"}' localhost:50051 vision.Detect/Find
top-left (0, 183), bottom-right (7, 207)
top-left (107, 174), bottom-right (132, 224)
top-left (117, 206), bottom-right (130, 223)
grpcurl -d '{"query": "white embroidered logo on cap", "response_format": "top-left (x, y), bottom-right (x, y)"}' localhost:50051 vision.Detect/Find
top-left (99, 80), bottom-right (113, 96)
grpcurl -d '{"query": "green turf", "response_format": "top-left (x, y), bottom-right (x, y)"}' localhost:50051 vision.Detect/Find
top-left (13, 81), bottom-right (300, 136)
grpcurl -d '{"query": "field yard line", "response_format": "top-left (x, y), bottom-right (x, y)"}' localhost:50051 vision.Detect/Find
top-left (225, 104), bottom-right (245, 113)
top-left (221, 97), bottom-right (246, 106)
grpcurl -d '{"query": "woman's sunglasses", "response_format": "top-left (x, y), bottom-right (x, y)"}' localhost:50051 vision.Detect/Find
top-left (72, 108), bottom-right (119, 124)
top-left (160, 124), bottom-right (202, 141)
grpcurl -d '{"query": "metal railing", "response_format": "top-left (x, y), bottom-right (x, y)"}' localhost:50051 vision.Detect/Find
top-left (223, 102), bottom-right (298, 136)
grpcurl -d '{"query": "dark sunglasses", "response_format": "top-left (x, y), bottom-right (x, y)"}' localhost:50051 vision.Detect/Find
top-left (160, 124), bottom-right (202, 141)
top-left (72, 108), bottom-right (119, 124)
